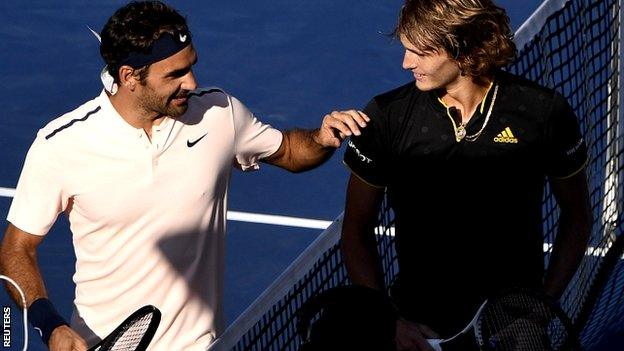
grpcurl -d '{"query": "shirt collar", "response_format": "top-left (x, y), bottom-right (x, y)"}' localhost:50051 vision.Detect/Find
top-left (427, 78), bottom-right (498, 120)
top-left (97, 90), bottom-right (173, 137)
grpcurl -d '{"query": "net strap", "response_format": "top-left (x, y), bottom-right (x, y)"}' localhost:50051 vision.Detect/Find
top-left (515, 0), bottom-right (569, 48)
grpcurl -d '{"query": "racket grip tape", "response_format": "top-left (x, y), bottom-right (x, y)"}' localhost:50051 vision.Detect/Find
top-left (27, 298), bottom-right (69, 345)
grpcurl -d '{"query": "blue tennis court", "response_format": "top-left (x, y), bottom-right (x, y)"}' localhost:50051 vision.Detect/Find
top-left (1, 1), bottom-right (622, 350)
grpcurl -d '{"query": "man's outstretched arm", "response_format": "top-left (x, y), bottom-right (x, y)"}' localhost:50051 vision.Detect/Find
top-left (264, 110), bottom-right (369, 172)
top-left (0, 223), bottom-right (87, 351)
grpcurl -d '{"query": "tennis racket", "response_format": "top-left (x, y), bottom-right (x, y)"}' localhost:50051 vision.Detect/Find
top-left (427, 289), bottom-right (577, 351)
top-left (88, 305), bottom-right (161, 351)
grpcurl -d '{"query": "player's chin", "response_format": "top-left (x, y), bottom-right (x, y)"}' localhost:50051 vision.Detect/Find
top-left (415, 81), bottom-right (436, 92)
top-left (166, 104), bottom-right (188, 118)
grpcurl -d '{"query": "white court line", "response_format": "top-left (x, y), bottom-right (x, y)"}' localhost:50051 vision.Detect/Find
top-left (0, 186), bottom-right (331, 230)
top-left (227, 211), bottom-right (331, 229)
top-left (1, 187), bottom-right (617, 249)
top-left (0, 187), bottom-right (15, 198)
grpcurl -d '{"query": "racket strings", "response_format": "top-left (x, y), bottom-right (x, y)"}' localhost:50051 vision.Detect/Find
top-left (475, 292), bottom-right (572, 350)
top-left (103, 313), bottom-right (155, 350)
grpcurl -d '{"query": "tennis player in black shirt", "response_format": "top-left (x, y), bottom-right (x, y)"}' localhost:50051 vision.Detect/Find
top-left (341, 0), bottom-right (592, 350)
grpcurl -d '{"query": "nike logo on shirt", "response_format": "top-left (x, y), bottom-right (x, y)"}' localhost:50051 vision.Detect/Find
top-left (187, 133), bottom-right (208, 147)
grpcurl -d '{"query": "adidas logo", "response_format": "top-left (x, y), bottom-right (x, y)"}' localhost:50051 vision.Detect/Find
top-left (494, 127), bottom-right (519, 143)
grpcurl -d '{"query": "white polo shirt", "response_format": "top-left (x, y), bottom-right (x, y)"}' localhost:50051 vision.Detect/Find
top-left (7, 88), bottom-right (283, 350)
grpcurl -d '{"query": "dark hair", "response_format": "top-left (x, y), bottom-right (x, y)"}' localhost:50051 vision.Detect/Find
top-left (100, 1), bottom-right (190, 82)
top-left (394, 0), bottom-right (516, 77)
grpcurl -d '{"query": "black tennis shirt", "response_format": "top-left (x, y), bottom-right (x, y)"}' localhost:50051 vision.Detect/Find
top-left (343, 70), bottom-right (587, 336)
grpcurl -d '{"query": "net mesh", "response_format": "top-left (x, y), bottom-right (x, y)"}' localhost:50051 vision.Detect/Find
top-left (508, 0), bottom-right (624, 348)
top-left (208, 0), bottom-right (624, 349)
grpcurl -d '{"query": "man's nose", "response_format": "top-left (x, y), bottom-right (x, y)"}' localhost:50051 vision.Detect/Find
top-left (183, 71), bottom-right (197, 91)
top-left (402, 51), bottom-right (417, 70)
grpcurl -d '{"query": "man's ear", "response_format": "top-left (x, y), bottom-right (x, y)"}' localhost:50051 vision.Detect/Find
top-left (118, 65), bottom-right (137, 91)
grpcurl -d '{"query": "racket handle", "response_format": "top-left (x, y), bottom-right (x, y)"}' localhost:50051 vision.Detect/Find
top-left (427, 339), bottom-right (443, 351)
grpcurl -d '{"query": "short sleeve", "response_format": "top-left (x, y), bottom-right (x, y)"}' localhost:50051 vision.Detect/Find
top-left (7, 135), bottom-right (68, 236)
top-left (343, 99), bottom-right (388, 187)
top-left (230, 96), bottom-right (283, 171)
top-left (544, 94), bottom-right (588, 179)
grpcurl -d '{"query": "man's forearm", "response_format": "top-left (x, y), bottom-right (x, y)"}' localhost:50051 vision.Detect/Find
top-left (263, 110), bottom-right (369, 171)
top-left (0, 248), bottom-right (48, 306)
top-left (0, 227), bottom-right (48, 306)
top-left (1, 226), bottom-right (81, 348)
top-left (341, 175), bottom-right (387, 290)
top-left (543, 211), bottom-right (591, 299)
top-left (266, 129), bottom-right (335, 172)
top-left (341, 227), bottom-right (386, 290)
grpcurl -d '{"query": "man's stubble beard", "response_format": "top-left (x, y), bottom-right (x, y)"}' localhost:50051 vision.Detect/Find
top-left (139, 84), bottom-right (188, 119)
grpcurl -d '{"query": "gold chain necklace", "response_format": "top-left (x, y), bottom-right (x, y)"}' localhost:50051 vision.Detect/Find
top-left (455, 84), bottom-right (498, 142)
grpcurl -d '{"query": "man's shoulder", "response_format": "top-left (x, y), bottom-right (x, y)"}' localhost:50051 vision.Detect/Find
top-left (39, 94), bottom-right (104, 142)
top-left (186, 87), bottom-right (233, 112)
top-left (182, 87), bottom-right (238, 126)
top-left (497, 70), bottom-right (574, 122)
top-left (188, 87), bottom-right (232, 105)
top-left (369, 81), bottom-right (420, 112)
top-left (497, 70), bottom-right (557, 100)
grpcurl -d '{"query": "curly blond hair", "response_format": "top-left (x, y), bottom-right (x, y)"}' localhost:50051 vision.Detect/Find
top-left (395, 0), bottom-right (516, 77)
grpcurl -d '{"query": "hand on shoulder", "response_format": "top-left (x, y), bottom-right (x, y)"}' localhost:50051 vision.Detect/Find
top-left (314, 110), bottom-right (370, 148)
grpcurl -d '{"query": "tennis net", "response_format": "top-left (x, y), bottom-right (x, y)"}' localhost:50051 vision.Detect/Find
top-left (209, 0), bottom-right (624, 349)
top-left (510, 0), bottom-right (624, 348)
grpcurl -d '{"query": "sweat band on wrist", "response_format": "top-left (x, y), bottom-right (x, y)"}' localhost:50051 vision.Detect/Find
top-left (27, 298), bottom-right (68, 345)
